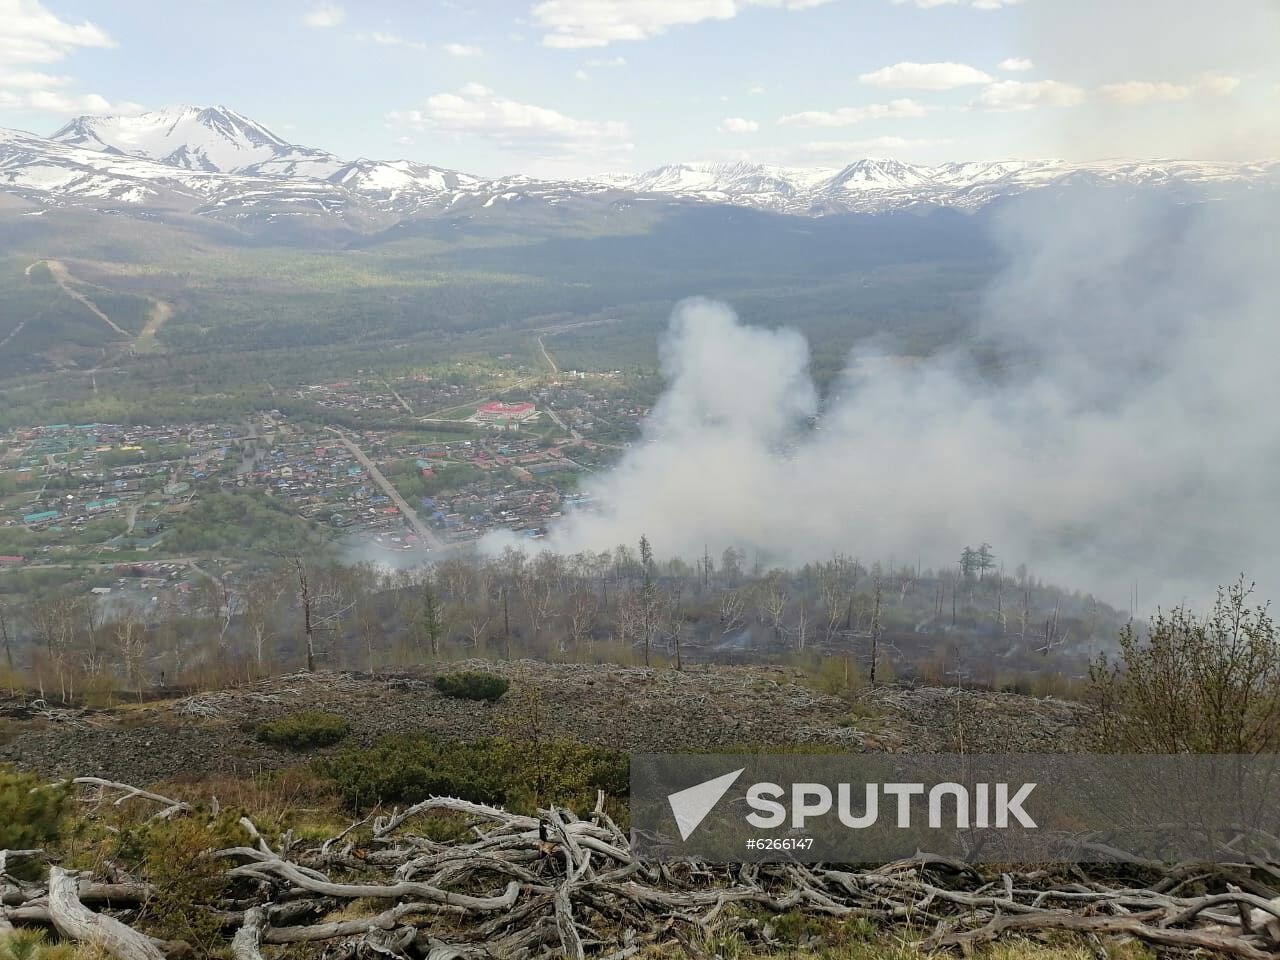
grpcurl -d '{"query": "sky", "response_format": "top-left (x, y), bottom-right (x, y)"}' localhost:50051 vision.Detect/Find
top-left (0, 0), bottom-right (1277, 177)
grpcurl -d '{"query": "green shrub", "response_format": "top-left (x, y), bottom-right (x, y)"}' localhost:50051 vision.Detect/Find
top-left (109, 812), bottom-right (244, 952)
top-left (0, 766), bottom-right (66, 851)
top-left (433, 671), bottom-right (509, 702)
top-left (314, 734), bottom-right (627, 814)
top-left (1090, 577), bottom-right (1280, 753)
top-left (255, 711), bottom-right (350, 750)
top-left (0, 929), bottom-right (81, 960)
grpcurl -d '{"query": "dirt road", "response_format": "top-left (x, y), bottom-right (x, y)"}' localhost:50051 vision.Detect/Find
top-left (537, 335), bottom-right (559, 375)
top-left (326, 427), bottom-right (446, 551)
top-left (39, 260), bottom-right (132, 338)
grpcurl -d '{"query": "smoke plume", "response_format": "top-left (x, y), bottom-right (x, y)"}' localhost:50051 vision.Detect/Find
top-left (527, 187), bottom-right (1280, 610)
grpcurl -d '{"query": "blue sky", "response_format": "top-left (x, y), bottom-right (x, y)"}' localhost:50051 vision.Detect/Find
top-left (1, 0), bottom-right (1277, 177)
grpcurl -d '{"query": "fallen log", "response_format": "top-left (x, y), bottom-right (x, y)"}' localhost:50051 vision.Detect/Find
top-left (47, 868), bottom-right (168, 960)
top-left (230, 906), bottom-right (264, 960)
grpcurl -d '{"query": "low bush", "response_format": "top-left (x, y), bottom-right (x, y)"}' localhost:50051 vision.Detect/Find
top-left (109, 811), bottom-right (244, 952)
top-left (0, 765), bottom-right (66, 851)
top-left (0, 929), bottom-right (81, 960)
top-left (314, 734), bottom-right (627, 814)
top-left (433, 671), bottom-right (509, 702)
top-left (255, 711), bottom-right (350, 750)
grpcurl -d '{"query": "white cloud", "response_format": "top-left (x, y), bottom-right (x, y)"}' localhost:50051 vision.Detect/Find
top-left (785, 136), bottom-right (954, 162)
top-left (302, 2), bottom-right (345, 28)
top-left (892, 0), bottom-right (1023, 8)
top-left (358, 31), bottom-right (428, 49)
top-left (972, 80), bottom-right (1085, 111)
top-left (443, 42), bottom-right (482, 56)
top-left (22, 90), bottom-right (143, 114)
top-left (778, 98), bottom-right (931, 127)
top-left (574, 69), bottom-right (589, 80)
top-left (1098, 81), bottom-right (1193, 105)
top-left (809, 135), bottom-right (952, 150)
top-left (1199, 73), bottom-right (1241, 96)
top-left (859, 61), bottom-right (993, 90)
top-left (0, 70), bottom-right (70, 89)
top-left (533, 0), bottom-right (834, 49)
top-left (718, 117), bottom-right (759, 133)
top-left (998, 57), bottom-right (1033, 72)
top-left (586, 56), bottom-right (627, 67)
top-left (388, 83), bottom-right (632, 161)
top-left (0, 0), bottom-right (114, 65)
top-left (749, 84), bottom-right (765, 94)
top-left (1099, 73), bottom-right (1243, 106)
top-left (0, 2), bottom-right (140, 119)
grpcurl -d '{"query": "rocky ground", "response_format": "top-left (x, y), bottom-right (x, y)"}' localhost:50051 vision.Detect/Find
top-left (0, 660), bottom-right (1086, 786)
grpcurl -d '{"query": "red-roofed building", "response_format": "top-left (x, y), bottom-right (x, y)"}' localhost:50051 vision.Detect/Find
top-left (475, 401), bottom-right (537, 423)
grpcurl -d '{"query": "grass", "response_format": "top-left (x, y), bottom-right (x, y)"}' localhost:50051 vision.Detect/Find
top-left (634, 911), bottom-right (1157, 960)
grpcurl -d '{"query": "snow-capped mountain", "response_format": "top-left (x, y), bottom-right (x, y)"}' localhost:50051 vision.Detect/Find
top-left (605, 157), bottom-right (1280, 214)
top-left (49, 105), bottom-right (342, 177)
top-left (4, 106), bottom-right (1278, 232)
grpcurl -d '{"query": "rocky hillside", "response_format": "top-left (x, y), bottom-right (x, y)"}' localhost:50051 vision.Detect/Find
top-left (0, 661), bottom-right (1085, 786)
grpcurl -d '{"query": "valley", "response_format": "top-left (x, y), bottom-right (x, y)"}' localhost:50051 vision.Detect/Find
top-left (2, 86), bottom-right (1279, 960)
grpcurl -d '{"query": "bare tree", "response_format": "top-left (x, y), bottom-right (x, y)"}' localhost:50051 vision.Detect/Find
top-left (465, 609), bottom-right (491, 652)
top-left (869, 578), bottom-right (883, 685)
top-left (0, 599), bottom-right (14, 676)
top-left (664, 580), bottom-right (686, 670)
top-left (292, 558), bottom-right (351, 672)
top-left (639, 535), bottom-right (657, 666)
top-left (755, 572), bottom-right (789, 643)
top-left (794, 602), bottom-right (809, 652)
top-left (1037, 597), bottom-right (1066, 656)
top-left (719, 587), bottom-right (746, 639)
top-left (27, 593), bottom-right (81, 703)
top-left (242, 574), bottom-right (285, 675)
top-left (113, 611), bottom-right (150, 703)
top-left (817, 561), bottom-right (847, 645)
top-left (566, 589), bottom-right (596, 653)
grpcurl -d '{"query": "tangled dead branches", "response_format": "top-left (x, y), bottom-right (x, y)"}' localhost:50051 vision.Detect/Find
top-left (3, 780), bottom-right (1280, 960)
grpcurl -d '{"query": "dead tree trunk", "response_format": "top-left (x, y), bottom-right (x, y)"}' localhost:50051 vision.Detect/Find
top-left (48, 867), bottom-right (168, 960)
top-left (295, 559), bottom-right (316, 673)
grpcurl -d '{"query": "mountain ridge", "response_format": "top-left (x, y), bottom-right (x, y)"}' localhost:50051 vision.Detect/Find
top-left (3, 106), bottom-right (1278, 232)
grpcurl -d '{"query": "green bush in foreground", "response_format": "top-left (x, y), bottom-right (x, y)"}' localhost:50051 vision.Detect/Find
top-left (0, 765), bottom-right (66, 851)
top-left (314, 734), bottom-right (627, 814)
top-left (433, 671), bottom-right (510, 702)
top-left (255, 711), bottom-right (350, 750)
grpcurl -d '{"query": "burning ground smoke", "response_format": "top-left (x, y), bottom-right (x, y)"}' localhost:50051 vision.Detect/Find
top-left (511, 187), bottom-right (1280, 610)
top-left (484, 0), bottom-right (1280, 610)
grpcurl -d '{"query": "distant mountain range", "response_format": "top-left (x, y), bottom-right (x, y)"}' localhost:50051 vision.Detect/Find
top-left (2, 105), bottom-right (1277, 233)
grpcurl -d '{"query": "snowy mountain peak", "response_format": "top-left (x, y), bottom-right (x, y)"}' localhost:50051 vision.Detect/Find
top-left (828, 158), bottom-right (932, 191)
top-left (49, 105), bottom-right (333, 175)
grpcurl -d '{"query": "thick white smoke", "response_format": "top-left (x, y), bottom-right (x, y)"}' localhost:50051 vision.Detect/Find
top-left (529, 187), bottom-right (1280, 610)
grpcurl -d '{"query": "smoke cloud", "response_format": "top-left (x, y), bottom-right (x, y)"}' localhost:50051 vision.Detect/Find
top-left (524, 186), bottom-right (1280, 610)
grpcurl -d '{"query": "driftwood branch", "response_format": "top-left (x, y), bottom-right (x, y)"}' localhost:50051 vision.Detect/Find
top-left (69, 778), bottom-right (191, 820)
top-left (47, 868), bottom-right (168, 960)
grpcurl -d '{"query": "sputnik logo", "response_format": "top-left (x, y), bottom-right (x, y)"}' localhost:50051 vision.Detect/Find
top-left (667, 768), bottom-right (745, 840)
